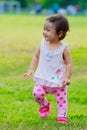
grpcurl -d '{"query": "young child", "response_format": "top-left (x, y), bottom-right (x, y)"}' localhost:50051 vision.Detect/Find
top-left (24, 14), bottom-right (72, 123)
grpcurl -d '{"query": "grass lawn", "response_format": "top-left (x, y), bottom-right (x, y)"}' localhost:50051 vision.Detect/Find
top-left (0, 14), bottom-right (87, 130)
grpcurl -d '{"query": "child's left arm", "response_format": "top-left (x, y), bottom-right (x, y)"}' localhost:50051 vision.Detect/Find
top-left (62, 46), bottom-right (72, 86)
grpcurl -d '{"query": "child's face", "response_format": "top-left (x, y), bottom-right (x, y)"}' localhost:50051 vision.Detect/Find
top-left (43, 20), bottom-right (58, 42)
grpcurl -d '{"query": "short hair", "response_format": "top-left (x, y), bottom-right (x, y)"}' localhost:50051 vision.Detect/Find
top-left (46, 14), bottom-right (70, 40)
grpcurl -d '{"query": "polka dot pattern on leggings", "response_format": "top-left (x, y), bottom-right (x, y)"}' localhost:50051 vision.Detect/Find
top-left (41, 94), bottom-right (45, 96)
top-left (37, 89), bottom-right (41, 91)
top-left (63, 100), bottom-right (66, 103)
top-left (60, 97), bottom-right (63, 100)
top-left (33, 83), bottom-right (67, 117)
top-left (33, 93), bottom-right (36, 96)
top-left (43, 86), bottom-right (47, 90)
top-left (57, 93), bottom-right (60, 96)
top-left (59, 104), bottom-right (63, 107)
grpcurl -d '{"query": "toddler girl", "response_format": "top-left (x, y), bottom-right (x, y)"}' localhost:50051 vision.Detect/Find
top-left (24, 14), bottom-right (72, 123)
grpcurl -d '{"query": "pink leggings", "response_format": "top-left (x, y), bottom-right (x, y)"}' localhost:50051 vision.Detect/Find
top-left (33, 83), bottom-right (68, 117)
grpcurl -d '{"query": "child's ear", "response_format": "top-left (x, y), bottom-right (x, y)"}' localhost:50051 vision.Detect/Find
top-left (58, 31), bottom-right (63, 38)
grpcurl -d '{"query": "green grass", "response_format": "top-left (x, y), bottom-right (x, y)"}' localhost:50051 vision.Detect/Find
top-left (0, 14), bottom-right (87, 130)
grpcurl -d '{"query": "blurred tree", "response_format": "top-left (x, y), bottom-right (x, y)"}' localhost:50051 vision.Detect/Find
top-left (16, 0), bottom-right (37, 8)
top-left (37, 0), bottom-right (87, 8)
top-left (0, 0), bottom-right (16, 2)
top-left (16, 0), bottom-right (27, 8)
top-left (15, 0), bottom-right (87, 8)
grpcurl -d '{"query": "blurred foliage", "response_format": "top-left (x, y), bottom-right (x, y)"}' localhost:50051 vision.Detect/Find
top-left (38, 0), bottom-right (87, 8)
top-left (15, 0), bottom-right (87, 8)
top-left (0, 0), bottom-right (86, 8)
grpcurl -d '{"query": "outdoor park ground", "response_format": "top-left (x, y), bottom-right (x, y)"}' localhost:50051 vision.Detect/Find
top-left (0, 14), bottom-right (87, 130)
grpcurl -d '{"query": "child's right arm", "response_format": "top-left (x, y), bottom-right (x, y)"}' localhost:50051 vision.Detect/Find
top-left (24, 46), bottom-right (40, 79)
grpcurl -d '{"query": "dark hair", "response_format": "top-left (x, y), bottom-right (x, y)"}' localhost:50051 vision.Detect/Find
top-left (46, 14), bottom-right (70, 40)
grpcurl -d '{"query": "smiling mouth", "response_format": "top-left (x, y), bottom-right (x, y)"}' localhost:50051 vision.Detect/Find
top-left (44, 36), bottom-right (48, 38)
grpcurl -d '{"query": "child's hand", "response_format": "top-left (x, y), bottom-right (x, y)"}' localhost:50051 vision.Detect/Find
top-left (62, 77), bottom-right (70, 86)
top-left (24, 69), bottom-right (34, 79)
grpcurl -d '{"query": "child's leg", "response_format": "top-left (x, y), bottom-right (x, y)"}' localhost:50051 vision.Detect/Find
top-left (55, 86), bottom-right (68, 117)
top-left (33, 83), bottom-right (48, 108)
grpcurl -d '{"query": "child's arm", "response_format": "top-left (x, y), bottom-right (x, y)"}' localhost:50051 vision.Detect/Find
top-left (24, 46), bottom-right (40, 78)
top-left (62, 46), bottom-right (72, 86)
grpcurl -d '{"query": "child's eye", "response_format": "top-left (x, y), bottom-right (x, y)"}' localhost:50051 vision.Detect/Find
top-left (44, 28), bottom-right (47, 31)
top-left (44, 27), bottom-right (47, 31)
top-left (44, 28), bottom-right (50, 31)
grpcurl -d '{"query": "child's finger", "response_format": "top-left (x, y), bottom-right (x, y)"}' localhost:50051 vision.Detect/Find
top-left (62, 80), bottom-right (66, 86)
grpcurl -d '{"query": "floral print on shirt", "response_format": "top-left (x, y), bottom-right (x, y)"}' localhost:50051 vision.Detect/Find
top-left (51, 69), bottom-right (63, 81)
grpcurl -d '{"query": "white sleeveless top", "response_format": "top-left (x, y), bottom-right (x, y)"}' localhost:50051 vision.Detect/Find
top-left (33, 40), bottom-right (68, 88)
